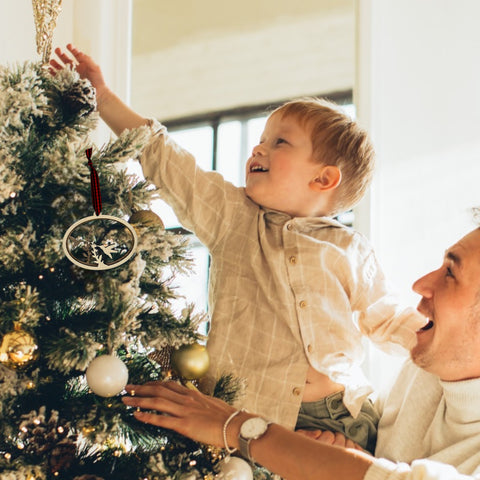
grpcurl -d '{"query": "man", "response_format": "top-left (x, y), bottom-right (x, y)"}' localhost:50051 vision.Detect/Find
top-left (123, 226), bottom-right (480, 480)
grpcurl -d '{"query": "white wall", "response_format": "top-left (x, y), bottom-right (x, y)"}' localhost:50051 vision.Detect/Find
top-left (357, 0), bottom-right (480, 386)
top-left (130, 1), bottom-right (355, 119)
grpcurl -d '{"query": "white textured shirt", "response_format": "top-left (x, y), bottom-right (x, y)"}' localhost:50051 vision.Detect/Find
top-left (366, 360), bottom-right (480, 480)
top-left (140, 123), bottom-right (426, 428)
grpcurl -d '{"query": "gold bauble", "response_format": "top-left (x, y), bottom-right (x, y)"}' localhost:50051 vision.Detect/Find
top-left (0, 325), bottom-right (39, 370)
top-left (128, 210), bottom-right (164, 230)
top-left (170, 343), bottom-right (210, 380)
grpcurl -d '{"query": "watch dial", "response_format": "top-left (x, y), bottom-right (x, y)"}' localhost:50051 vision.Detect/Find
top-left (241, 417), bottom-right (268, 438)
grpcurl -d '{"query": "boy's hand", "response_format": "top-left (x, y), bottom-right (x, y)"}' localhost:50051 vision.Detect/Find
top-left (50, 44), bottom-right (108, 101)
top-left (296, 429), bottom-right (365, 451)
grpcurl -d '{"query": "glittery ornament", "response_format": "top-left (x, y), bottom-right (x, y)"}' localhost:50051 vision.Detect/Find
top-left (129, 210), bottom-right (165, 230)
top-left (171, 343), bottom-right (210, 381)
top-left (31, 0), bottom-right (63, 64)
top-left (0, 324), bottom-right (39, 370)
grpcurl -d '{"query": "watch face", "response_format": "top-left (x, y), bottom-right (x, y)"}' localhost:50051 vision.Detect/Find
top-left (240, 417), bottom-right (269, 439)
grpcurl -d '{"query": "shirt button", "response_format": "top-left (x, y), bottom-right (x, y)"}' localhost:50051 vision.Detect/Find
top-left (299, 300), bottom-right (307, 308)
top-left (307, 344), bottom-right (313, 353)
top-left (286, 223), bottom-right (293, 231)
top-left (289, 256), bottom-right (297, 265)
top-left (292, 387), bottom-right (302, 396)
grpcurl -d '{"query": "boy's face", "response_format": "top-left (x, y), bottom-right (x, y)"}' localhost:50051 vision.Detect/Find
top-left (245, 113), bottom-right (322, 216)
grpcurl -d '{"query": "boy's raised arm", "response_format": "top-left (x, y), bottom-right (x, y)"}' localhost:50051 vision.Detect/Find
top-left (50, 44), bottom-right (149, 136)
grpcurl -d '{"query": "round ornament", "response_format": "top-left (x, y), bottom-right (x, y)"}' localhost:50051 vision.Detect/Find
top-left (0, 325), bottom-right (39, 370)
top-left (129, 210), bottom-right (164, 229)
top-left (217, 457), bottom-right (253, 480)
top-left (170, 343), bottom-right (210, 380)
top-left (86, 355), bottom-right (128, 397)
top-left (63, 214), bottom-right (137, 271)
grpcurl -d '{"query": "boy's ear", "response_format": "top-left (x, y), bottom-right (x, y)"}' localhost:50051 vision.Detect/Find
top-left (310, 165), bottom-right (342, 192)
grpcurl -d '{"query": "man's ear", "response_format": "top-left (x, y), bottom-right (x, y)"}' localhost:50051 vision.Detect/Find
top-left (310, 165), bottom-right (342, 192)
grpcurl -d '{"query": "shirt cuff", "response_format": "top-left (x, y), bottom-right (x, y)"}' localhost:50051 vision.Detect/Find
top-left (364, 458), bottom-right (409, 480)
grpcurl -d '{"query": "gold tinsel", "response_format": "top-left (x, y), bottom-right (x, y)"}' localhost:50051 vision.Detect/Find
top-left (31, 0), bottom-right (63, 64)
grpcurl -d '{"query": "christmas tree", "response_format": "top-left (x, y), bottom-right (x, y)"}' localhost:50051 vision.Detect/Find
top-left (0, 53), bottom-right (251, 480)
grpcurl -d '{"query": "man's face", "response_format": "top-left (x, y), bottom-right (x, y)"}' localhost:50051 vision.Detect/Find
top-left (411, 228), bottom-right (480, 380)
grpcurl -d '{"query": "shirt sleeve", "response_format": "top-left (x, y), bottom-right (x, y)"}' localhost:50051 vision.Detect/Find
top-left (139, 120), bottom-right (251, 251)
top-left (349, 238), bottom-right (427, 352)
top-left (364, 458), bottom-right (480, 480)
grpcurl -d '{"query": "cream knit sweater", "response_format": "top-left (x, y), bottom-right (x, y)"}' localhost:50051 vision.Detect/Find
top-left (365, 360), bottom-right (480, 480)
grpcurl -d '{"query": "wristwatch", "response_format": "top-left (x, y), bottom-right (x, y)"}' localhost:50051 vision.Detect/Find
top-left (238, 417), bottom-right (272, 463)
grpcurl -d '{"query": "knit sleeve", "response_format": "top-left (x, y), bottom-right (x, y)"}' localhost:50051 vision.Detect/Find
top-left (364, 458), bottom-right (478, 480)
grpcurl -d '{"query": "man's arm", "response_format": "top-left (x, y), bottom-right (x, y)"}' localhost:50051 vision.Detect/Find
top-left (50, 44), bottom-right (148, 136)
top-left (122, 381), bottom-right (373, 480)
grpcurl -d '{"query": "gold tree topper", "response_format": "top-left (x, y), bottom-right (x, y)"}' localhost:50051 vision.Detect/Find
top-left (31, 0), bottom-right (63, 64)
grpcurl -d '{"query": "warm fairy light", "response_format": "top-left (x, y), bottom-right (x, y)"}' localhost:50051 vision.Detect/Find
top-left (189, 460), bottom-right (197, 466)
top-left (49, 267), bottom-right (55, 272)
top-left (9, 192), bottom-right (16, 198)
top-left (27, 381), bottom-right (35, 388)
top-left (114, 450), bottom-right (122, 457)
top-left (54, 472), bottom-right (59, 477)
top-left (4, 453), bottom-right (11, 460)
top-left (57, 426), bottom-right (64, 433)
top-left (33, 418), bottom-right (41, 425)
top-left (20, 426), bottom-right (28, 433)
top-left (17, 442), bottom-right (25, 449)
top-left (45, 316), bottom-right (51, 321)
top-left (38, 274), bottom-right (44, 280)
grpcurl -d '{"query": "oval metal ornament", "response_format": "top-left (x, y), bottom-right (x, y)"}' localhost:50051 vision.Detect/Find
top-left (63, 214), bottom-right (138, 270)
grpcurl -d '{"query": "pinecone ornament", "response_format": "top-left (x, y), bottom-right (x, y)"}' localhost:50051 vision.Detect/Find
top-left (61, 77), bottom-right (97, 121)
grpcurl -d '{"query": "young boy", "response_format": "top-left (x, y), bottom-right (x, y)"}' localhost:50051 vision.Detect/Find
top-left (51, 45), bottom-right (426, 453)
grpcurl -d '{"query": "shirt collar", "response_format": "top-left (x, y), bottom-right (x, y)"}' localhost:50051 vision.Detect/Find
top-left (261, 207), bottom-right (347, 230)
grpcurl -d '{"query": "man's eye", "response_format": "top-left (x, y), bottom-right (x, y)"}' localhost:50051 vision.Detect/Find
top-left (446, 266), bottom-right (455, 278)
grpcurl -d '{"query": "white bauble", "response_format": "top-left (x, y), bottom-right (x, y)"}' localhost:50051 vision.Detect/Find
top-left (86, 355), bottom-right (128, 397)
top-left (217, 457), bottom-right (253, 480)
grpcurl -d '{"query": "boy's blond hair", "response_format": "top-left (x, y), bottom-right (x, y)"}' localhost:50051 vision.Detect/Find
top-left (271, 97), bottom-right (375, 216)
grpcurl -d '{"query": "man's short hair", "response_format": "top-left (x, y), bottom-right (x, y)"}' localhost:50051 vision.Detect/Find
top-left (271, 98), bottom-right (375, 215)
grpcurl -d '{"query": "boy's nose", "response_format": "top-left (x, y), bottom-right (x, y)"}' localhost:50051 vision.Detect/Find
top-left (252, 144), bottom-right (265, 157)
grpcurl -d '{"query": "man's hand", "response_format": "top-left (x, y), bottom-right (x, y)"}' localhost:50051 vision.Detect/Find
top-left (296, 429), bottom-right (366, 451)
top-left (122, 380), bottom-right (238, 448)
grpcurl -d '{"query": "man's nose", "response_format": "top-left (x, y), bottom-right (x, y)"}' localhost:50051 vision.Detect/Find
top-left (412, 269), bottom-right (436, 298)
